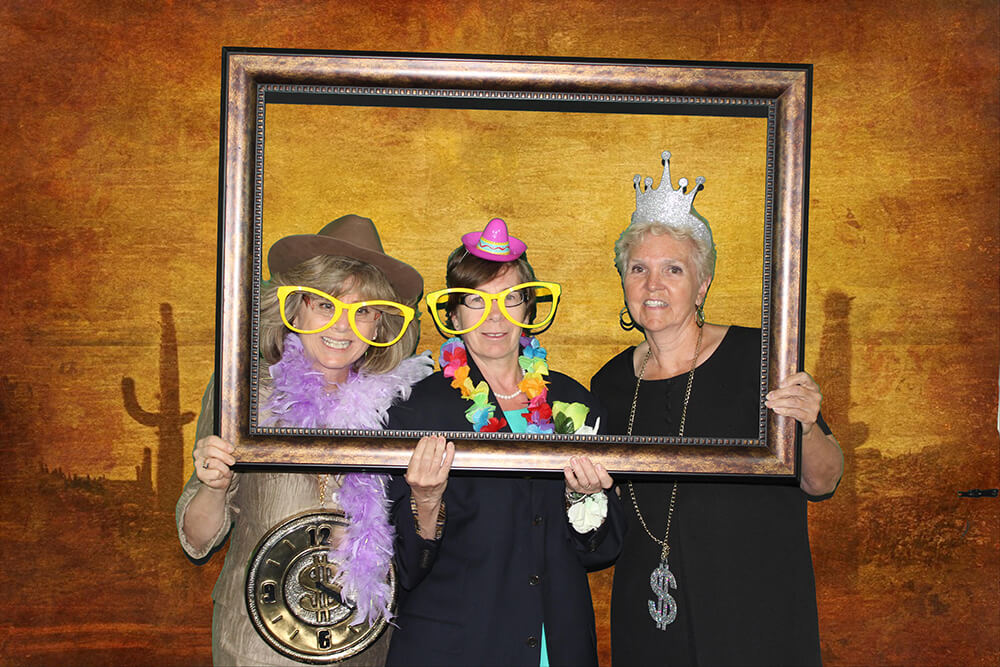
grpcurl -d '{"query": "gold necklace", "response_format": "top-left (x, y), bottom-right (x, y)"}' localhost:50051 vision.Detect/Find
top-left (626, 324), bottom-right (702, 630)
top-left (317, 473), bottom-right (328, 506)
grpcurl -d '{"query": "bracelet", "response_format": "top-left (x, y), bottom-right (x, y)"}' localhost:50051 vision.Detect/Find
top-left (410, 495), bottom-right (446, 540)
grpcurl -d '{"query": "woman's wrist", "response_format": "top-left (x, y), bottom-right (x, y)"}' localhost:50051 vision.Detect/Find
top-left (565, 489), bottom-right (608, 533)
top-left (410, 495), bottom-right (446, 540)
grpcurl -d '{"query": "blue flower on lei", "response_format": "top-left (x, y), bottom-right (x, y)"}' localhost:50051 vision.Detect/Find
top-left (520, 335), bottom-right (547, 359)
top-left (524, 422), bottom-right (555, 434)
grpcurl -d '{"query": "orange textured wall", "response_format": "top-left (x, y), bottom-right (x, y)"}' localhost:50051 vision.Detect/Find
top-left (0, 1), bottom-right (997, 665)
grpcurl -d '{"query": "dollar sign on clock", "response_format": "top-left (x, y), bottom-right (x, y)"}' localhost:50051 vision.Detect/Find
top-left (648, 561), bottom-right (678, 630)
top-left (298, 553), bottom-right (345, 623)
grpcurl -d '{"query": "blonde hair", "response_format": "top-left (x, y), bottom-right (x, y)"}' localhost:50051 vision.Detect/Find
top-left (613, 219), bottom-right (716, 286)
top-left (260, 255), bottom-right (419, 374)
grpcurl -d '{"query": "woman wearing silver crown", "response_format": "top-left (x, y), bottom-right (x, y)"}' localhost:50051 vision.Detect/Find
top-left (384, 218), bottom-right (625, 666)
top-left (590, 152), bottom-right (844, 666)
top-left (177, 215), bottom-right (433, 666)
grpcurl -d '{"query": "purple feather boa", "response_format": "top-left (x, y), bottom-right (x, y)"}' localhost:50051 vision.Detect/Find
top-left (261, 334), bottom-right (433, 625)
top-left (332, 473), bottom-right (395, 625)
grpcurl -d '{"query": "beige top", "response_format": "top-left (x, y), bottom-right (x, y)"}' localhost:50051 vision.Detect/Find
top-left (176, 377), bottom-right (399, 667)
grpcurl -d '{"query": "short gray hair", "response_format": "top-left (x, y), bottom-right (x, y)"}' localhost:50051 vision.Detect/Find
top-left (613, 218), bottom-right (716, 286)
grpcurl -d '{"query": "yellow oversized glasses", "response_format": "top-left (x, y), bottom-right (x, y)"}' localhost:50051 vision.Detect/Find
top-left (425, 281), bottom-right (562, 336)
top-left (277, 285), bottom-right (415, 347)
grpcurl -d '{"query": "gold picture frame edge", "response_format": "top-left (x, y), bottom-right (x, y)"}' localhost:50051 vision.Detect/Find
top-left (216, 48), bottom-right (809, 477)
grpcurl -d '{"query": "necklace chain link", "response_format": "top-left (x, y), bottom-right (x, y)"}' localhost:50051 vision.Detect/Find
top-left (626, 326), bottom-right (703, 559)
top-left (317, 474), bottom-right (328, 506)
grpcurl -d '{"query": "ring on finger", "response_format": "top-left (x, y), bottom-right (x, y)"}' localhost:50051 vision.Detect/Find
top-left (202, 459), bottom-right (210, 469)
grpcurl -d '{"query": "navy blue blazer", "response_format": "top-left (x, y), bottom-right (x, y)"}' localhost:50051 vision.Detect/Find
top-left (385, 355), bottom-right (625, 667)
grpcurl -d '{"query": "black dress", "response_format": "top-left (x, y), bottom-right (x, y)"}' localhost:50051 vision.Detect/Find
top-left (385, 353), bottom-right (625, 667)
top-left (590, 326), bottom-right (827, 667)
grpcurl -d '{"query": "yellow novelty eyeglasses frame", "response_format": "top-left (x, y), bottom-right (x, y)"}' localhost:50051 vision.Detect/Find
top-left (277, 285), bottom-right (415, 347)
top-left (425, 281), bottom-right (562, 336)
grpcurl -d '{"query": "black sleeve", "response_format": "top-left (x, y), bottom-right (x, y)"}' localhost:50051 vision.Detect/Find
top-left (387, 398), bottom-right (419, 431)
top-left (386, 377), bottom-right (454, 589)
top-left (570, 487), bottom-right (626, 571)
top-left (388, 473), bottom-right (444, 590)
top-left (550, 372), bottom-right (626, 569)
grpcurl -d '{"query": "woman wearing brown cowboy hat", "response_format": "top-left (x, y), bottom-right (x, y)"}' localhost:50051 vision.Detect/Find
top-left (177, 215), bottom-right (433, 666)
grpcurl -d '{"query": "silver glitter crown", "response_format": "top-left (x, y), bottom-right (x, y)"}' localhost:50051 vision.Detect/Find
top-left (631, 151), bottom-right (710, 243)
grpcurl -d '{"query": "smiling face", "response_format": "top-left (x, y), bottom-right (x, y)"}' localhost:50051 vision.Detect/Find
top-left (292, 285), bottom-right (376, 385)
top-left (623, 232), bottom-right (710, 335)
top-left (454, 266), bottom-right (527, 367)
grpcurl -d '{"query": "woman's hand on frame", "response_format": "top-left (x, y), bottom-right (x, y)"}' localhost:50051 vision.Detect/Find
top-left (564, 455), bottom-right (613, 495)
top-left (406, 435), bottom-right (455, 507)
top-left (193, 435), bottom-right (235, 492)
top-left (765, 371), bottom-right (823, 435)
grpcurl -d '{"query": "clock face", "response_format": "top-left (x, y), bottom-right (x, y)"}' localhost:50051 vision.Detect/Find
top-left (246, 510), bottom-right (394, 663)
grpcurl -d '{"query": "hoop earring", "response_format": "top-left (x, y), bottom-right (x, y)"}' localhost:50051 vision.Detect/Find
top-left (695, 302), bottom-right (706, 328)
top-left (619, 306), bottom-right (636, 332)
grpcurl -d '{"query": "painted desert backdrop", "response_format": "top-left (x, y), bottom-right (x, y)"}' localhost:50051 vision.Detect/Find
top-left (1, 1), bottom-right (997, 665)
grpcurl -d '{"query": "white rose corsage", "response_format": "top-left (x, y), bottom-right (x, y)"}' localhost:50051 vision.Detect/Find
top-left (556, 403), bottom-right (605, 532)
top-left (566, 489), bottom-right (608, 533)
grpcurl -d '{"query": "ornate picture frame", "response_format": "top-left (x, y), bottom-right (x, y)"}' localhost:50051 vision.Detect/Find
top-left (216, 48), bottom-right (812, 477)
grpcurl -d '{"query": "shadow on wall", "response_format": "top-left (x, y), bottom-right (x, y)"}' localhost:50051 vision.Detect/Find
top-left (0, 302), bottom-right (218, 666)
top-left (122, 303), bottom-right (195, 513)
top-left (811, 290), bottom-right (868, 580)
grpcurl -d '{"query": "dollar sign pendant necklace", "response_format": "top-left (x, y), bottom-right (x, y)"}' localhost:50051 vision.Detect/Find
top-left (626, 324), bottom-right (702, 630)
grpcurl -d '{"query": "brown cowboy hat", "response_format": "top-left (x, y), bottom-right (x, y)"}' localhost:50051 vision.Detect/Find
top-left (267, 215), bottom-right (423, 304)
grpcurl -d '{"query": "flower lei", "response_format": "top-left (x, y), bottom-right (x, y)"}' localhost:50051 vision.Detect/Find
top-left (438, 335), bottom-right (590, 434)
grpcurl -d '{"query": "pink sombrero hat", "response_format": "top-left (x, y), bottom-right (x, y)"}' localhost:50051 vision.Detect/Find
top-left (461, 218), bottom-right (527, 262)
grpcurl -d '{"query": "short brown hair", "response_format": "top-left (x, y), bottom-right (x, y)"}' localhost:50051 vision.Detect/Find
top-left (443, 248), bottom-right (537, 327)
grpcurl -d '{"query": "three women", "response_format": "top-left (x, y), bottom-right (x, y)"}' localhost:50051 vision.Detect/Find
top-left (181, 152), bottom-right (842, 666)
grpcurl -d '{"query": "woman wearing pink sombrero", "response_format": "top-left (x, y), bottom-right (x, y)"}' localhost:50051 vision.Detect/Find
top-left (384, 218), bottom-right (625, 667)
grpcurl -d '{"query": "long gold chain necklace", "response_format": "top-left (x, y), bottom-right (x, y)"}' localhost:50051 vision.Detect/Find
top-left (626, 324), bottom-right (702, 630)
top-left (317, 473), bottom-right (329, 506)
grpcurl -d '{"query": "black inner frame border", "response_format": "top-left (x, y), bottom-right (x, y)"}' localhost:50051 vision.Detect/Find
top-left (247, 83), bottom-right (776, 448)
